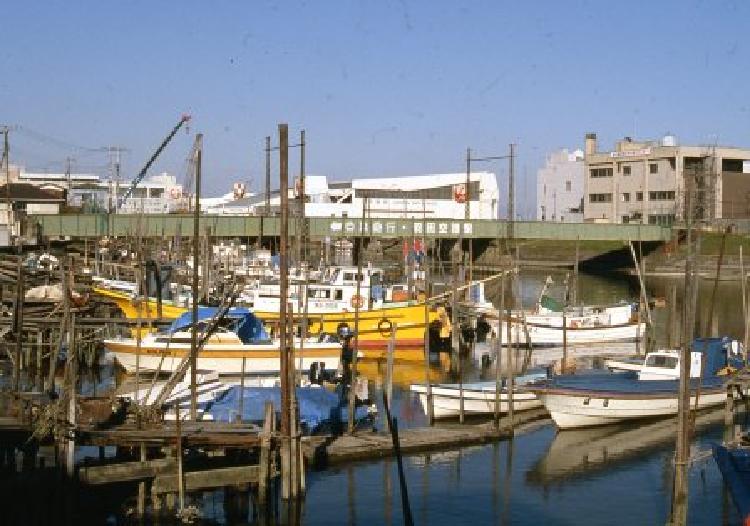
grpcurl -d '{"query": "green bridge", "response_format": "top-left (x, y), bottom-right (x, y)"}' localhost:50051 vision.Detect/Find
top-left (30, 214), bottom-right (671, 242)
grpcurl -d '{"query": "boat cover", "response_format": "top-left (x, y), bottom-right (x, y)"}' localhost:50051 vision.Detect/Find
top-left (713, 444), bottom-right (750, 523)
top-left (201, 386), bottom-right (370, 433)
top-left (167, 307), bottom-right (269, 343)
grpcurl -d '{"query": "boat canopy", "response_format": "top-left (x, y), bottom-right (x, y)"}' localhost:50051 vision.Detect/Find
top-left (540, 295), bottom-right (564, 312)
top-left (167, 307), bottom-right (269, 343)
top-left (694, 337), bottom-right (743, 377)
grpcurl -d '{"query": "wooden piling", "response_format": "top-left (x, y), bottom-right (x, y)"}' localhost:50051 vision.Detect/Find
top-left (494, 272), bottom-right (505, 428)
top-left (189, 133), bottom-right (203, 421)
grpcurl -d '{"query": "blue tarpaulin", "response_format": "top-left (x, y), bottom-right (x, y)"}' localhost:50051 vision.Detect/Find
top-left (167, 307), bottom-right (269, 342)
top-left (202, 386), bottom-right (370, 433)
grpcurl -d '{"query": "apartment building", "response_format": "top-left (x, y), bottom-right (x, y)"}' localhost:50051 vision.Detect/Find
top-left (583, 133), bottom-right (750, 225)
top-left (536, 148), bottom-right (584, 222)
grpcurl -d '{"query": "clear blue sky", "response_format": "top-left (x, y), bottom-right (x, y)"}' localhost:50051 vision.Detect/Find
top-left (2, 0), bottom-right (748, 218)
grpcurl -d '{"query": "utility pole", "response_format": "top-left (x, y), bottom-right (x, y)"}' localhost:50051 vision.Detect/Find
top-left (278, 123), bottom-right (293, 498)
top-left (297, 129), bottom-right (306, 264)
top-left (2, 128), bottom-right (10, 242)
top-left (508, 143), bottom-right (515, 239)
top-left (465, 148), bottom-right (471, 221)
top-left (265, 136), bottom-right (271, 216)
top-left (189, 134), bottom-right (203, 421)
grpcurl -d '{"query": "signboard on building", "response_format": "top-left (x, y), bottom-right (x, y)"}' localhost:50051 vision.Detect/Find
top-left (610, 148), bottom-right (652, 158)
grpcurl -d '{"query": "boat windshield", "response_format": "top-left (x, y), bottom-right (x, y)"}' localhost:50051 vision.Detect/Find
top-left (644, 354), bottom-right (678, 369)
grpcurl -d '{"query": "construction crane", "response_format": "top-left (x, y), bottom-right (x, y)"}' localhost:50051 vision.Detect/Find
top-left (117, 114), bottom-right (191, 210)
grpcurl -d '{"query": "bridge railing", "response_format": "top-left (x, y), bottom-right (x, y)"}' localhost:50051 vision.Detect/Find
top-left (29, 213), bottom-right (672, 242)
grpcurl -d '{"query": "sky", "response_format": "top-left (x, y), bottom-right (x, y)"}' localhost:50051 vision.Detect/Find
top-left (2, 0), bottom-right (749, 218)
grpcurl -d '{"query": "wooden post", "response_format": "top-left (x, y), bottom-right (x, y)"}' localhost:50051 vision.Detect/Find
top-left (494, 272), bottom-right (505, 428)
top-left (237, 356), bottom-right (246, 422)
top-left (48, 259), bottom-right (69, 393)
top-left (742, 246), bottom-right (749, 365)
top-left (258, 400), bottom-right (273, 509)
top-left (571, 236), bottom-right (579, 306)
top-left (65, 312), bottom-right (77, 478)
top-left (724, 384), bottom-right (735, 444)
top-left (13, 257), bottom-right (24, 392)
top-left (422, 261), bottom-right (434, 425)
top-left (176, 406), bottom-right (185, 513)
top-left (561, 309), bottom-right (567, 374)
top-left (385, 323), bottom-right (397, 406)
top-left (348, 198), bottom-right (366, 434)
top-left (705, 226), bottom-right (730, 337)
top-left (35, 329), bottom-right (42, 391)
top-left (138, 443), bottom-right (146, 516)
top-left (190, 133), bottom-right (203, 421)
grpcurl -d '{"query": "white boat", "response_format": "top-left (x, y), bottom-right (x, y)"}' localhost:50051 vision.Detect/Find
top-left (410, 373), bottom-right (546, 418)
top-left (104, 307), bottom-right (343, 375)
top-left (468, 282), bottom-right (646, 347)
top-left (530, 338), bottom-right (742, 430)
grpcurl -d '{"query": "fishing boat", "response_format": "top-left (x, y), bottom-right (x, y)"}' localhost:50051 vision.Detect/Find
top-left (94, 265), bottom-right (444, 359)
top-left (104, 307), bottom-right (343, 375)
top-left (409, 372), bottom-right (547, 418)
top-left (467, 282), bottom-right (646, 347)
top-left (529, 338), bottom-right (743, 429)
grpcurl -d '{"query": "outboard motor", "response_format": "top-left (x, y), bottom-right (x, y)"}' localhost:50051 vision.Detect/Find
top-left (309, 361), bottom-right (321, 384)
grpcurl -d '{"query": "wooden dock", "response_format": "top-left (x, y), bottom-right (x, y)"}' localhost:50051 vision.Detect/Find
top-left (305, 407), bottom-right (549, 466)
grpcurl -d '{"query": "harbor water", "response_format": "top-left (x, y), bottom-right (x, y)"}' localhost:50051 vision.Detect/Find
top-left (24, 269), bottom-right (746, 525)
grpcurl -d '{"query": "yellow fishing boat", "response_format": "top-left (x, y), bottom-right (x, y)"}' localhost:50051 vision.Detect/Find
top-left (94, 287), bottom-right (444, 361)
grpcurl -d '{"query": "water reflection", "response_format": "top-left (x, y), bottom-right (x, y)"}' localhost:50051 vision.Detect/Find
top-left (527, 407), bottom-right (726, 486)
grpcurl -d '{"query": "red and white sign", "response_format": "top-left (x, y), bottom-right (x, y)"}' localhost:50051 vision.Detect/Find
top-left (233, 182), bottom-right (246, 199)
top-left (453, 183), bottom-right (467, 203)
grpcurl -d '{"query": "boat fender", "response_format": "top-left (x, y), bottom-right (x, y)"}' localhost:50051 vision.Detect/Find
top-left (378, 318), bottom-right (393, 336)
top-left (350, 295), bottom-right (364, 309)
top-left (570, 320), bottom-right (580, 329)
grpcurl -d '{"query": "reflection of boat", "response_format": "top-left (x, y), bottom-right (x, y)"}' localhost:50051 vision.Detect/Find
top-left (356, 357), bottom-right (449, 387)
top-left (530, 338), bottom-right (742, 429)
top-left (714, 443), bottom-right (750, 524)
top-left (409, 373), bottom-right (546, 418)
top-left (528, 407), bottom-right (725, 485)
top-left (104, 307), bottom-right (342, 375)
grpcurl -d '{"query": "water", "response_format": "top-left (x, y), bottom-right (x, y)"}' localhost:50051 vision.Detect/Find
top-left (16, 268), bottom-right (747, 524)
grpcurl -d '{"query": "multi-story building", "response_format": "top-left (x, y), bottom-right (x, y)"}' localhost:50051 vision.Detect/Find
top-left (206, 172), bottom-right (500, 220)
top-left (583, 133), bottom-right (750, 225)
top-left (536, 148), bottom-right (584, 222)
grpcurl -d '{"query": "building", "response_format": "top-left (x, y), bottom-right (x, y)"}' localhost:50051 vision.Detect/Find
top-left (536, 148), bottom-right (584, 222)
top-left (583, 133), bottom-right (750, 225)
top-left (204, 172), bottom-right (500, 220)
top-left (8, 165), bottom-right (185, 214)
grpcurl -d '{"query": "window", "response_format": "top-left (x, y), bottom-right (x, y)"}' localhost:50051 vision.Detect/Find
top-left (590, 167), bottom-right (613, 178)
top-left (648, 214), bottom-right (676, 226)
top-left (622, 215), bottom-right (630, 224)
top-left (334, 289), bottom-right (343, 300)
top-left (623, 165), bottom-right (631, 176)
top-left (565, 181), bottom-right (571, 192)
top-left (589, 193), bottom-right (612, 203)
top-left (636, 192), bottom-right (643, 201)
top-left (645, 354), bottom-right (678, 369)
top-left (649, 191), bottom-right (676, 201)
top-left (621, 193), bottom-right (630, 202)
top-left (649, 163), bottom-right (658, 174)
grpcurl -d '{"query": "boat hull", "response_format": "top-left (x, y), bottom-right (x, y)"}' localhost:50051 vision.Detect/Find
top-left (535, 387), bottom-right (727, 429)
top-left (410, 384), bottom-right (541, 418)
top-left (95, 287), bottom-right (435, 359)
top-left (105, 339), bottom-right (341, 375)
top-left (496, 319), bottom-right (645, 346)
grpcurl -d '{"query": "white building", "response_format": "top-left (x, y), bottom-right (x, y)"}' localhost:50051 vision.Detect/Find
top-left (536, 149), bottom-right (584, 222)
top-left (11, 166), bottom-right (185, 214)
top-left (204, 172), bottom-right (500, 220)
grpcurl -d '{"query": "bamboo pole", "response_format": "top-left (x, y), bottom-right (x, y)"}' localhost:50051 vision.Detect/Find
top-left (422, 252), bottom-right (434, 425)
top-left (742, 246), bottom-right (749, 366)
top-left (348, 198), bottom-right (366, 434)
top-left (494, 272), bottom-right (505, 428)
top-left (189, 133), bottom-right (203, 421)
